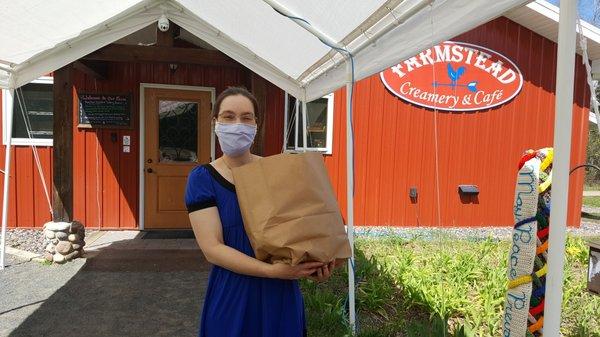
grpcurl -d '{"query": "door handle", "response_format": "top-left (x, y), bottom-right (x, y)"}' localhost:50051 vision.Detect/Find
top-left (147, 168), bottom-right (154, 173)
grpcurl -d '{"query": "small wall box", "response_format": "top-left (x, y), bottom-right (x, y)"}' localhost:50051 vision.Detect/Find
top-left (587, 239), bottom-right (600, 295)
top-left (458, 185), bottom-right (479, 195)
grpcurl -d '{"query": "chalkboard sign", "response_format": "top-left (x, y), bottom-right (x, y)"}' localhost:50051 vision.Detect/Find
top-left (78, 93), bottom-right (131, 128)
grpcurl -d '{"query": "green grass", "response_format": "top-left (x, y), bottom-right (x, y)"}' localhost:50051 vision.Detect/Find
top-left (302, 235), bottom-right (600, 337)
top-left (583, 196), bottom-right (600, 208)
top-left (38, 259), bottom-right (53, 266)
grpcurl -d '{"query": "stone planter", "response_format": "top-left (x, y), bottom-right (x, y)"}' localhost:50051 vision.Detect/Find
top-left (42, 221), bottom-right (86, 264)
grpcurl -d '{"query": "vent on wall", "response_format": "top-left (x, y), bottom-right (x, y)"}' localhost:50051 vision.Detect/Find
top-left (458, 185), bottom-right (479, 195)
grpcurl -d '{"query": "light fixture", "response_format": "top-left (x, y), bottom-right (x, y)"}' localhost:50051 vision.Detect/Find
top-left (157, 14), bottom-right (170, 32)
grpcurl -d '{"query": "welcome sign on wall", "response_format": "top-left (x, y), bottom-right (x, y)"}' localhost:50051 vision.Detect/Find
top-left (380, 41), bottom-right (523, 111)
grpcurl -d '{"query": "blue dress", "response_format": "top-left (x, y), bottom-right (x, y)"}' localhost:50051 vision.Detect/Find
top-left (184, 164), bottom-right (307, 337)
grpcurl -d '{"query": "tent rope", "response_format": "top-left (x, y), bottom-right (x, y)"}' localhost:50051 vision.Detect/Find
top-left (282, 95), bottom-right (298, 153)
top-left (428, 5), bottom-right (448, 335)
top-left (576, 14), bottom-right (600, 133)
top-left (429, 3), bottom-right (442, 229)
top-left (15, 87), bottom-right (53, 217)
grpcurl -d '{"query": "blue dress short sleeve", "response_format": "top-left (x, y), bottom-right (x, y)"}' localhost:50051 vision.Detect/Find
top-left (185, 165), bottom-right (217, 213)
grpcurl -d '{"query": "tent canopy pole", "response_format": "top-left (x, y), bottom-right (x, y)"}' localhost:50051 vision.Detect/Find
top-left (1, 88), bottom-right (15, 270)
top-left (545, 0), bottom-right (578, 335)
top-left (345, 60), bottom-right (356, 332)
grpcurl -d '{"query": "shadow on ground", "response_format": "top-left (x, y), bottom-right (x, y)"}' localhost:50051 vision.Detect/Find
top-left (8, 239), bottom-right (211, 337)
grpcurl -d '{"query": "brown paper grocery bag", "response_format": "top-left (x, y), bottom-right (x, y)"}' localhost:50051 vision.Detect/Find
top-left (232, 152), bottom-right (351, 265)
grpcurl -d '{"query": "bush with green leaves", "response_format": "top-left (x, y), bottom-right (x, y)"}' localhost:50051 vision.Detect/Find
top-left (302, 235), bottom-right (600, 337)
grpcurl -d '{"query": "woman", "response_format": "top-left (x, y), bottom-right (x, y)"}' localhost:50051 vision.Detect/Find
top-left (185, 87), bottom-right (336, 337)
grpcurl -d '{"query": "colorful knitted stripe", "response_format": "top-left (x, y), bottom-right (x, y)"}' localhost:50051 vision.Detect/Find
top-left (503, 148), bottom-right (552, 337)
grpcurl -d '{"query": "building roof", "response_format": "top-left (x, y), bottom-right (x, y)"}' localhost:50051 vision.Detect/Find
top-left (0, 0), bottom-right (597, 97)
top-left (0, 0), bottom-right (531, 100)
top-left (505, 0), bottom-right (600, 79)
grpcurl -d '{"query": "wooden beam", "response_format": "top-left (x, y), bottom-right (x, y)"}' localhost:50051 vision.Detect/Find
top-left (52, 64), bottom-right (74, 222)
top-left (84, 44), bottom-right (240, 68)
top-left (250, 72), bottom-right (267, 156)
top-left (72, 60), bottom-right (107, 80)
top-left (156, 22), bottom-right (180, 47)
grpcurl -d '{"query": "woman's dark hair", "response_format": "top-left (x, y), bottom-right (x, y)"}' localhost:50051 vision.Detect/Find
top-left (212, 86), bottom-right (259, 118)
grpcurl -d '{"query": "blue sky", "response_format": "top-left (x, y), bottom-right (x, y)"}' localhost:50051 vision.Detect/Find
top-left (547, 0), bottom-right (598, 26)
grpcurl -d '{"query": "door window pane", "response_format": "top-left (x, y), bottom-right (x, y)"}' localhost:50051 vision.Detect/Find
top-left (158, 100), bottom-right (198, 163)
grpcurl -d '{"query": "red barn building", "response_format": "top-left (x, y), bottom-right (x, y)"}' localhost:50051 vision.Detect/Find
top-left (1, 2), bottom-right (597, 230)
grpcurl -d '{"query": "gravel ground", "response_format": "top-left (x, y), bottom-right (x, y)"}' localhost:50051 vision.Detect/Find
top-left (0, 249), bottom-right (209, 337)
top-left (0, 254), bottom-right (88, 336)
top-left (4, 228), bottom-right (99, 255)
top-left (354, 204), bottom-right (600, 240)
top-left (3, 211), bottom-right (600, 255)
top-left (354, 221), bottom-right (600, 241)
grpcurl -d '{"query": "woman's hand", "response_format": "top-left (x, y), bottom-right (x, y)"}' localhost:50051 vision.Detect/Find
top-left (267, 261), bottom-right (325, 280)
top-left (307, 260), bottom-right (336, 283)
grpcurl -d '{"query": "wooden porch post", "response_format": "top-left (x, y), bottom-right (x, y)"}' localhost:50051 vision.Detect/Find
top-left (52, 64), bottom-right (73, 222)
top-left (250, 73), bottom-right (267, 156)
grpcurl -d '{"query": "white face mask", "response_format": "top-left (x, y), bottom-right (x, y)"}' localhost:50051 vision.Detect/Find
top-left (215, 122), bottom-right (257, 157)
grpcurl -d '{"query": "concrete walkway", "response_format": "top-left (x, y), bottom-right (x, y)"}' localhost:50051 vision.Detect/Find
top-left (1, 231), bottom-right (210, 337)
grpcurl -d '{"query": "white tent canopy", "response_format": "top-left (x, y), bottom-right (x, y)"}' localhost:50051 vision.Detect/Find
top-left (0, 1), bottom-right (585, 336)
top-left (0, 0), bottom-right (530, 100)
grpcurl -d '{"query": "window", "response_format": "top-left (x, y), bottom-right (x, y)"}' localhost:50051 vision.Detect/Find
top-left (284, 93), bottom-right (334, 154)
top-left (158, 100), bottom-right (198, 163)
top-left (2, 76), bottom-right (54, 146)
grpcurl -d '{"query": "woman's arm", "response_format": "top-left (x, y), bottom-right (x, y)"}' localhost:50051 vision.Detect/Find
top-left (189, 207), bottom-right (323, 279)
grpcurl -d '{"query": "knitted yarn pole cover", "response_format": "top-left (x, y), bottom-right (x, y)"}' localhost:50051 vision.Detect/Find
top-left (503, 148), bottom-right (552, 337)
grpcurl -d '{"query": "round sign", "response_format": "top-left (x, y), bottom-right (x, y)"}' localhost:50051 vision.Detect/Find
top-left (380, 41), bottom-right (523, 111)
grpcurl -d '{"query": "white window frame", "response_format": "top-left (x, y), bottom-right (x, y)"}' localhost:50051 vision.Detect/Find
top-left (283, 93), bottom-right (334, 155)
top-left (2, 76), bottom-right (54, 146)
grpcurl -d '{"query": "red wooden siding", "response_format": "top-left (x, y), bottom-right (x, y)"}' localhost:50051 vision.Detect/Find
top-left (0, 90), bottom-right (54, 228)
top-left (324, 16), bottom-right (591, 227)
top-left (3, 60), bottom-right (284, 228)
top-left (0, 16), bottom-right (592, 229)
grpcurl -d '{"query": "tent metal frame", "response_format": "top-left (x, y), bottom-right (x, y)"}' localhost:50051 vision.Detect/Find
top-left (0, 1), bottom-right (582, 335)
